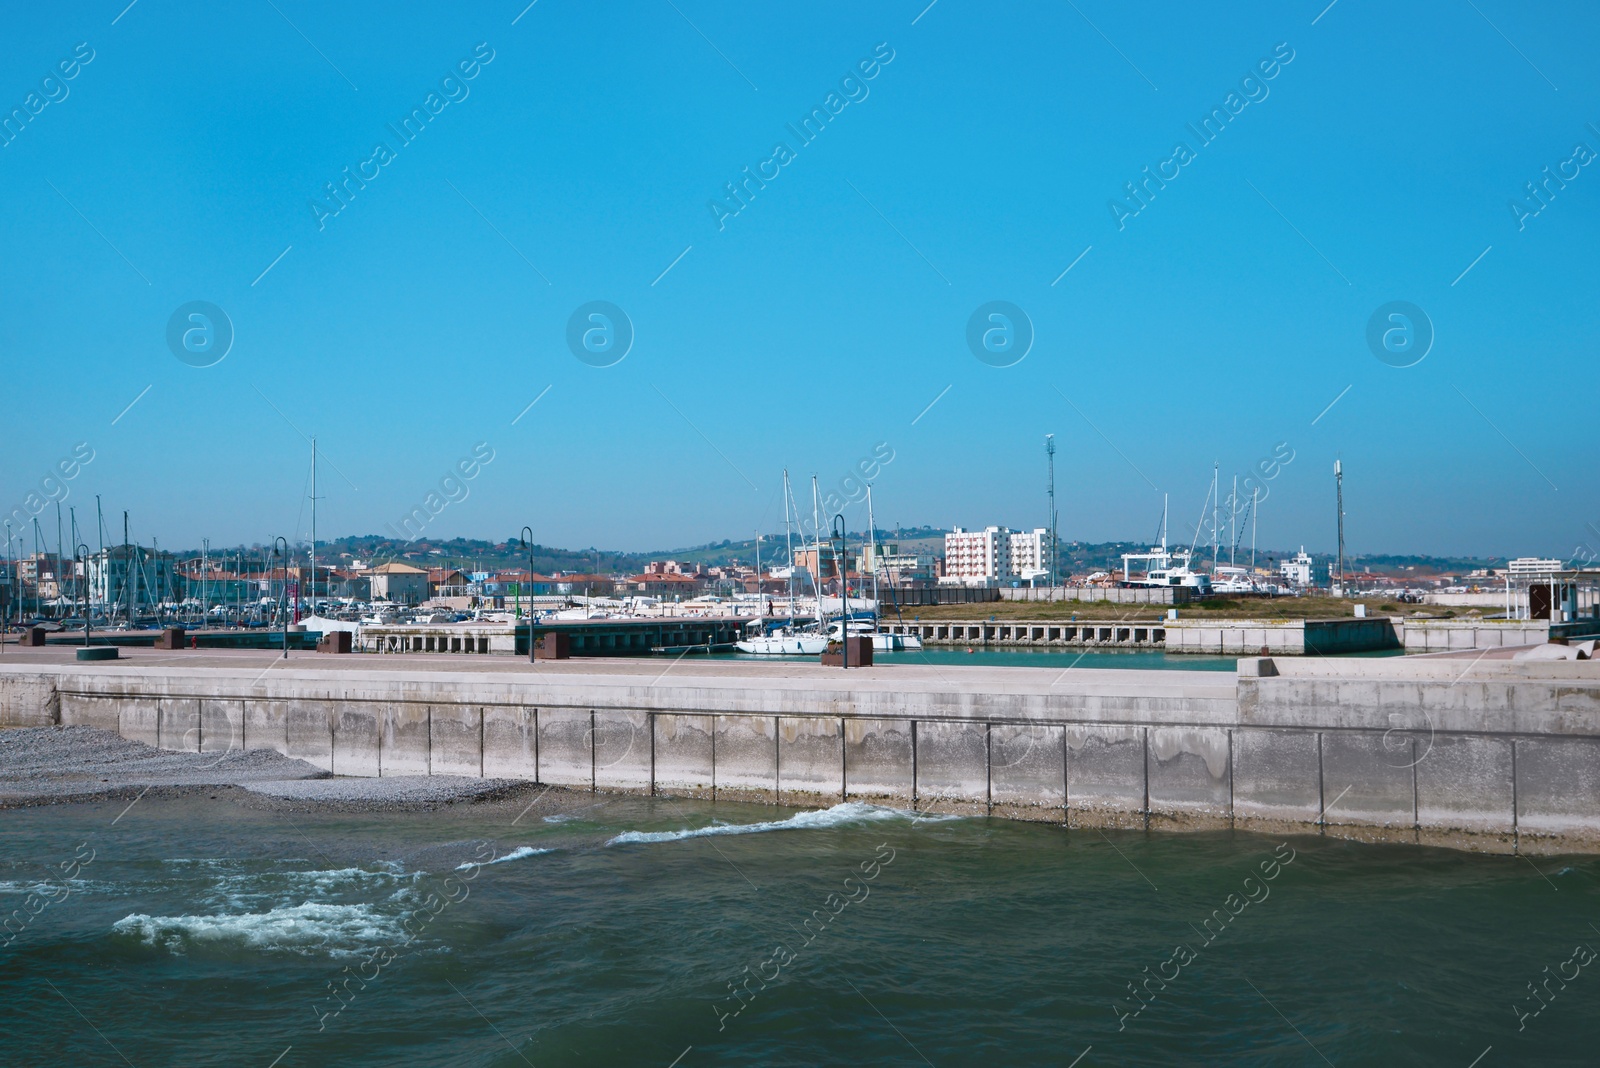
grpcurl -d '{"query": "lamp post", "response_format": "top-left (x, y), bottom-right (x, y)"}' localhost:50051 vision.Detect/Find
top-left (77, 544), bottom-right (91, 647)
top-left (831, 514), bottom-right (847, 669)
top-left (273, 537), bottom-right (289, 659)
top-left (520, 526), bottom-right (535, 664)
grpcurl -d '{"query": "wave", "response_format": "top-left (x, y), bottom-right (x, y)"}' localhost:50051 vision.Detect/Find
top-left (113, 902), bottom-right (404, 958)
top-left (607, 801), bottom-right (950, 845)
top-left (456, 846), bottom-right (552, 871)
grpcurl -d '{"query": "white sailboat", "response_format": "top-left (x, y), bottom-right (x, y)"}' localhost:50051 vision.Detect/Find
top-left (737, 470), bottom-right (828, 655)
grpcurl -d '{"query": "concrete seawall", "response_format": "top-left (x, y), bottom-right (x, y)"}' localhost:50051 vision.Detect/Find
top-left (2, 652), bottom-right (1598, 853)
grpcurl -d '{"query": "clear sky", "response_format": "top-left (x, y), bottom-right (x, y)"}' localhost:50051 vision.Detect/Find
top-left (2, 1), bottom-right (1596, 561)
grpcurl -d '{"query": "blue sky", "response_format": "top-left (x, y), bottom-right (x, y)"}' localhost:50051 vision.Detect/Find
top-left (2, 0), bottom-right (1596, 560)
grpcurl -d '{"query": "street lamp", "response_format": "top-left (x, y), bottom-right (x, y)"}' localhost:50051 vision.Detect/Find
top-left (272, 536), bottom-right (289, 659)
top-left (520, 526), bottom-right (535, 664)
top-left (77, 543), bottom-right (92, 647)
top-left (831, 513), bottom-right (847, 670)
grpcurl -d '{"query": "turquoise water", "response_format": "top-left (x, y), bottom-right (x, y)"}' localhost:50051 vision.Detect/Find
top-left (4, 792), bottom-right (1597, 1065)
top-left (727, 647), bottom-right (1240, 671)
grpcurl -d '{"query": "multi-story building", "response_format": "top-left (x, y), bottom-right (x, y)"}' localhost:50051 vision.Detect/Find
top-left (1280, 547), bottom-right (1315, 587)
top-left (942, 526), bottom-right (1051, 585)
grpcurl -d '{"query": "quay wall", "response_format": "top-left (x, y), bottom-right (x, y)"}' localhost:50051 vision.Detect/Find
top-left (3, 658), bottom-right (1599, 852)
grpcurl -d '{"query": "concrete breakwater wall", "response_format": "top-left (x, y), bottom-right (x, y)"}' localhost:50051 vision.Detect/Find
top-left (2, 656), bottom-right (1599, 853)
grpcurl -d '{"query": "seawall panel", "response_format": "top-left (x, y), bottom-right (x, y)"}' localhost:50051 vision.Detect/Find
top-left (990, 722), bottom-right (1065, 820)
top-left (654, 714), bottom-right (713, 798)
top-left (914, 720), bottom-right (988, 813)
top-left (1066, 726), bottom-right (1145, 829)
top-left (777, 716), bottom-right (843, 804)
top-left (843, 718), bottom-right (913, 803)
top-left (539, 709), bottom-right (594, 789)
top-left (482, 706), bottom-right (537, 780)
top-left (714, 715), bottom-right (776, 801)
top-left (431, 704), bottom-right (483, 778)
top-left (594, 709), bottom-right (652, 793)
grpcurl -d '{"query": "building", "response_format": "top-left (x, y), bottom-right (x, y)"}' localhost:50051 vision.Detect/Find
top-left (368, 562), bottom-right (429, 604)
top-left (87, 546), bottom-right (180, 616)
top-left (1280, 548), bottom-right (1315, 587)
top-left (941, 526), bottom-right (1051, 585)
top-left (859, 543), bottom-right (938, 586)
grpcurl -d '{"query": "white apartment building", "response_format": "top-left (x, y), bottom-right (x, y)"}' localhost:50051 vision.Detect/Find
top-left (942, 526), bottom-right (1051, 585)
top-left (1281, 547), bottom-right (1315, 587)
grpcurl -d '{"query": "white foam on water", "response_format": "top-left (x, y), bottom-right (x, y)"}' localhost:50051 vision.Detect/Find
top-left (607, 801), bottom-right (952, 845)
top-left (456, 846), bottom-right (552, 871)
top-left (113, 902), bottom-right (404, 958)
top-left (208, 865), bottom-right (414, 911)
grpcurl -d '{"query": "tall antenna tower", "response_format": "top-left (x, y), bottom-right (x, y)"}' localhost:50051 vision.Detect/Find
top-left (1334, 459), bottom-right (1345, 595)
top-left (1045, 434), bottom-right (1057, 586)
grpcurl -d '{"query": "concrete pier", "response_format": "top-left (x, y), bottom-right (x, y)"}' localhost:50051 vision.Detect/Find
top-left (1, 649), bottom-right (1597, 853)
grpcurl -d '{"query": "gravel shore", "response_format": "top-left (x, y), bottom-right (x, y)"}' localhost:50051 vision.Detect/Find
top-left (0, 726), bottom-right (544, 812)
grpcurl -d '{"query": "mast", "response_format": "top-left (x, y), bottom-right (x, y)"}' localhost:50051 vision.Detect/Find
top-left (123, 511), bottom-right (131, 626)
top-left (1161, 493), bottom-right (1168, 553)
top-left (782, 469), bottom-right (795, 618)
top-left (1251, 485), bottom-right (1258, 573)
top-left (311, 437), bottom-right (317, 619)
top-left (1211, 461), bottom-right (1219, 571)
top-left (1230, 474), bottom-right (1238, 568)
top-left (811, 475), bottom-right (825, 624)
top-left (55, 502), bottom-right (63, 616)
top-left (866, 484), bottom-right (880, 611)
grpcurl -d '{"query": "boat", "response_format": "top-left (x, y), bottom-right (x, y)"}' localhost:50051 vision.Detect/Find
top-left (737, 470), bottom-right (830, 655)
top-left (737, 624), bottom-right (828, 655)
top-left (1120, 494), bottom-right (1214, 594)
top-left (823, 617), bottom-right (922, 652)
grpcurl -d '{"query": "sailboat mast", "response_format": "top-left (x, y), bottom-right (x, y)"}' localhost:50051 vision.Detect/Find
top-left (783, 470), bottom-right (795, 617)
top-left (1211, 461), bottom-right (1219, 570)
top-left (1251, 485), bottom-right (1258, 573)
top-left (311, 438), bottom-right (317, 618)
top-left (866, 484), bottom-right (879, 611)
top-left (1230, 474), bottom-right (1238, 568)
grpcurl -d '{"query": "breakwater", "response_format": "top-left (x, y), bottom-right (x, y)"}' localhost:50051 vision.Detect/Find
top-left (2, 652), bottom-right (1598, 852)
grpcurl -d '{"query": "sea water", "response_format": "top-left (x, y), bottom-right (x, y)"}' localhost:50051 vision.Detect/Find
top-left (2, 792), bottom-right (1596, 1066)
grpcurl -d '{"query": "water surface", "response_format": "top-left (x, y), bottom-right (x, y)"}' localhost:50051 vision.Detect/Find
top-left (3, 793), bottom-right (1595, 1066)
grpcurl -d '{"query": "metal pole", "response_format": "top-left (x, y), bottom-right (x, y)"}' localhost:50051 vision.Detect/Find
top-left (77, 544), bottom-right (91, 646)
top-left (521, 526), bottom-right (535, 664)
top-left (274, 537), bottom-right (289, 658)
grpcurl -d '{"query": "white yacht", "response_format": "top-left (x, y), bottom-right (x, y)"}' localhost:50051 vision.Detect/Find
top-left (824, 618), bottom-right (924, 652)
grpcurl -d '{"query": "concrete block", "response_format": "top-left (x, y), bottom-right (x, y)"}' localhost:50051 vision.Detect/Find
top-left (283, 700), bottom-right (333, 773)
top-left (200, 699), bottom-right (244, 754)
top-left (117, 696), bottom-right (162, 749)
top-left (482, 706), bottom-right (537, 780)
top-left (243, 699), bottom-right (291, 757)
top-left (843, 718), bottom-right (913, 804)
top-left (915, 720), bottom-right (989, 812)
top-left (594, 709), bottom-right (652, 793)
top-left (159, 698), bottom-right (202, 753)
top-left (777, 716), bottom-right (843, 803)
top-left (59, 693), bottom-right (118, 733)
top-left (714, 715), bottom-right (777, 801)
top-left (1232, 729), bottom-right (1320, 826)
top-left (1414, 734), bottom-right (1513, 834)
top-left (379, 704), bottom-right (430, 777)
top-left (1066, 725), bottom-right (1145, 827)
top-left (654, 713), bottom-right (713, 797)
top-left (1321, 731), bottom-right (1415, 829)
top-left (538, 708), bottom-right (594, 788)
top-left (990, 722), bottom-right (1064, 820)
top-left (1515, 737), bottom-right (1600, 839)
top-left (430, 704), bottom-right (483, 778)
top-left (331, 704), bottom-right (381, 777)
top-left (0, 673), bottom-right (58, 727)
top-left (1147, 726), bottom-right (1231, 824)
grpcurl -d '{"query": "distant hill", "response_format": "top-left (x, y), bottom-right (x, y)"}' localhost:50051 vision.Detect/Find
top-left (164, 531), bottom-right (1512, 579)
